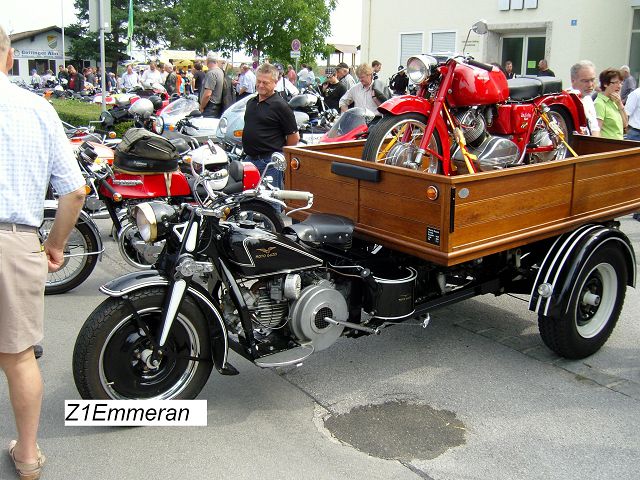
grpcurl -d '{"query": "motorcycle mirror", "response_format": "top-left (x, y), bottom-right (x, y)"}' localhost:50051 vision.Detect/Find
top-left (271, 152), bottom-right (287, 172)
top-left (472, 20), bottom-right (488, 35)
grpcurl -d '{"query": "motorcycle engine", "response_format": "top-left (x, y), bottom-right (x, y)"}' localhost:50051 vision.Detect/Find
top-left (453, 108), bottom-right (520, 171)
top-left (227, 276), bottom-right (347, 352)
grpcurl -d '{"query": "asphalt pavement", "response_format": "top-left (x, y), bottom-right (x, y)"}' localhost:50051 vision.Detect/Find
top-left (1, 216), bottom-right (639, 480)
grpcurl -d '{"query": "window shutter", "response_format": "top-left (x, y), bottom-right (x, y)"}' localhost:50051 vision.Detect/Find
top-left (400, 33), bottom-right (423, 66)
top-left (431, 32), bottom-right (456, 54)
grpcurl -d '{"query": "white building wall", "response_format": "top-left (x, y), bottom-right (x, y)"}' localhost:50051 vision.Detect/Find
top-left (362, 0), bottom-right (633, 88)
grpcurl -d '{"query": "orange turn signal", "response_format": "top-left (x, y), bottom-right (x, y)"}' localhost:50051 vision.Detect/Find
top-left (84, 185), bottom-right (92, 194)
top-left (233, 130), bottom-right (243, 138)
top-left (108, 131), bottom-right (116, 139)
top-left (291, 158), bottom-right (300, 170)
top-left (426, 185), bottom-right (439, 201)
top-left (168, 124), bottom-right (176, 132)
top-left (113, 192), bottom-right (123, 202)
top-left (183, 156), bottom-right (192, 164)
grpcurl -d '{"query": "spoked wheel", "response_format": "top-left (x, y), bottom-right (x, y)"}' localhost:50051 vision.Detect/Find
top-left (41, 213), bottom-right (100, 295)
top-left (538, 245), bottom-right (627, 359)
top-left (529, 106), bottom-right (573, 163)
top-left (230, 201), bottom-right (284, 233)
top-left (361, 113), bottom-right (442, 173)
top-left (73, 287), bottom-right (213, 400)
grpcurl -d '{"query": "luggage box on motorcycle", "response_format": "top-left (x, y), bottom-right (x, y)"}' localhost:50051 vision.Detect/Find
top-left (114, 128), bottom-right (179, 173)
top-left (284, 136), bottom-right (640, 266)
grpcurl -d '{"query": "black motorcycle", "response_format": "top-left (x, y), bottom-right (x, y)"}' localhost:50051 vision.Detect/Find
top-left (72, 154), bottom-right (418, 400)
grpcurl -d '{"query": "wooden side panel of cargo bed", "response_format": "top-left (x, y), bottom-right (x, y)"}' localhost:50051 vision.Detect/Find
top-left (286, 149), bottom-right (358, 219)
top-left (357, 170), bottom-right (446, 252)
top-left (572, 148), bottom-right (640, 214)
top-left (449, 164), bottom-right (574, 251)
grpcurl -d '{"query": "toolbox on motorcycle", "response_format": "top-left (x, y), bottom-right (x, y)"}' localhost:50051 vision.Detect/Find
top-left (114, 128), bottom-right (179, 173)
top-left (284, 136), bottom-right (640, 267)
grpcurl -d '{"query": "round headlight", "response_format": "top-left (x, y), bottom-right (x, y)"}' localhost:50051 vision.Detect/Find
top-left (134, 201), bottom-right (178, 242)
top-left (218, 117), bottom-right (228, 136)
top-left (135, 203), bottom-right (156, 242)
top-left (407, 55), bottom-right (438, 84)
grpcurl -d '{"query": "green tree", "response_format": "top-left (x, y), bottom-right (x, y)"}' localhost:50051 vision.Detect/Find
top-left (67, 0), bottom-right (186, 68)
top-left (180, 0), bottom-right (336, 63)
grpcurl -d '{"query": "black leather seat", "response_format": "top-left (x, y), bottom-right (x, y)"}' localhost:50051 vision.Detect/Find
top-left (168, 138), bottom-right (191, 154)
top-left (285, 214), bottom-right (354, 247)
top-left (508, 76), bottom-right (563, 101)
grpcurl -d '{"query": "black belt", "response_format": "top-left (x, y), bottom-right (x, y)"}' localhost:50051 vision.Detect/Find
top-left (0, 222), bottom-right (38, 233)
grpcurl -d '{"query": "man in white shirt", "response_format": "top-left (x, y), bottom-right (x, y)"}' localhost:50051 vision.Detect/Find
top-left (121, 64), bottom-right (140, 90)
top-left (624, 87), bottom-right (640, 141)
top-left (237, 64), bottom-right (256, 99)
top-left (297, 64), bottom-right (310, 88)
top-left (569, 60), bottom-right (600, 137)
top-left (140, 61), bottom-right (163, 87)
top-left (339, 63), bottom-right (386, 114)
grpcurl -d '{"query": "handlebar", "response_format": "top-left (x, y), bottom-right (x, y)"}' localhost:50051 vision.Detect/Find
top-left (271, 190), bottom-right (313, 201)
top-left (466, 58), bottom-right (494, 72)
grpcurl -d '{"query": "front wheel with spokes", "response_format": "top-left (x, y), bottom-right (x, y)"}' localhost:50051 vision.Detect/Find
top-left (361, 113), bottom-right (442, 173)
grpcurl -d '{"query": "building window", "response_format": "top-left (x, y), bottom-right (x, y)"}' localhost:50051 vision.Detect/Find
top-left (431, 31), bottom-right (456, 54)
top-left (27, 59), bottom-right (56, 74)
top-left (400, 33), bottom-right (423, 66)
top-left (9, 60), bottom-right (19, 75)
top-left (630, 9), bottom-right (640, 82)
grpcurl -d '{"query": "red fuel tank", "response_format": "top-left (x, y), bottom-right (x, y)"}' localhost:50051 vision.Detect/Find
top-left (101, 171), bottom-right (191, 199)
top-left (447, 62), bottom-right (509, 108)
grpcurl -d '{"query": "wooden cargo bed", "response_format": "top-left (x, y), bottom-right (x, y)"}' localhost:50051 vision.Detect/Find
top-left (283, 136), bottom-right (640, 266)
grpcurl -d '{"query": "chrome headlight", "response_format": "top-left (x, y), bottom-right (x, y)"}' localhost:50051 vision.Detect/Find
top-left (134, 202), bottom-right (177, 242)
top-left (217, 117), bottom-right (228, 136)
top-left (407, 55), bottom-right (438, 84)
top-left (152, 115), bottom-right (164, 135)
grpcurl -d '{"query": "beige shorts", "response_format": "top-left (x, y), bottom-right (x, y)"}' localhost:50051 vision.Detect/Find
top-left (0, 227), bottom-right (48, 353)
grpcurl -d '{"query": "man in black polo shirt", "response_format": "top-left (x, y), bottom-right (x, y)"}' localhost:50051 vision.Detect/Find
top-left (243, 63), bottom-right (299, 189)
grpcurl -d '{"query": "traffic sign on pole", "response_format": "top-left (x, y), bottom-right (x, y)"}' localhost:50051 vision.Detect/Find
top-left (291, 39), bottom-right (301, 52)
top-left (290, 50), bottom-right (301, 59)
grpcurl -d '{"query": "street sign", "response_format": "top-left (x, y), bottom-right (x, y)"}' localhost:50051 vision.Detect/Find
top-left (291, 39), bottom-right (301, 52)
top-left (89, 0), bottom-right (112, 33)
top-left (290, 50), bottom-right (301, 59)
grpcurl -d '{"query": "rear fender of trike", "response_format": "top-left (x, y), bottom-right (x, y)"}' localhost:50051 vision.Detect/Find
top-left (99, 270), bottom-right (230, 373)
top-left (529, 224), bottom-right (636, 318)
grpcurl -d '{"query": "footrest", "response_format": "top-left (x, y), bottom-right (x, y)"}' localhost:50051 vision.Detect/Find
top-left (254, 344), bottom-right (314, 368)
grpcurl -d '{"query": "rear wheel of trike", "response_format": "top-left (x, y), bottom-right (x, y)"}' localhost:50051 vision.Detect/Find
top-left (73, 287), bottom-right (213, 399)
top-left (361, 113), bottom-right (442, 173)
top-left (538, 245), bottom-right (627, 359)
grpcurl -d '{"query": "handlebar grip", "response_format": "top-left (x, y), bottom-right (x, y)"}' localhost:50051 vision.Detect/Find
top-left (98, 178), bottom-right (119, 198)
top-left (466, 58), bottom-right (494, 72)
top-left (271, 190), bottom-right (313, 201)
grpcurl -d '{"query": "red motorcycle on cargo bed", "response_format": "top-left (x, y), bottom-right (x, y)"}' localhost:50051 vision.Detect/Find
top-left (362, 21), bottom-right (587, 175)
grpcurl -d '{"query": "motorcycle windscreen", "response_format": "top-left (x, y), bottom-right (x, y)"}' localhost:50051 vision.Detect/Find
top-left (325, 108), bottom-right (371, 139)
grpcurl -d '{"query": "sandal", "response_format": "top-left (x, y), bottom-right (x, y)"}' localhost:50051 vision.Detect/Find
top-left (8, 440), bottom-right (46, 480)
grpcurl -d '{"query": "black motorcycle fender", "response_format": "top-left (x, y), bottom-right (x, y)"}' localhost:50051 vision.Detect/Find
top-left (528, 224), bottom-right (636, 318)
top-left (100, 270), bottom-right (229, 373)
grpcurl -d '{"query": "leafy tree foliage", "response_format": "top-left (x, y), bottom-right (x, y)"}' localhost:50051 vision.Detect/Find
top-left (67, 0), bottom-right (184, 68)
top-left (179, 0), bottom-right (337, 64)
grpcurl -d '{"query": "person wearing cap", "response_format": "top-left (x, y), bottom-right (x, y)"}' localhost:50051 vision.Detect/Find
top-left (237, 63), bottom-right (256, 99)
top-left (321, 67), bottom-right (347, 110)
top-left (243, 63), bottom-right (299, 189)
top-left (337, 62), bottom-right (356, 90)
top-left (389, 65), bottom-right (409, 95)
top-left (200, 54), bottom-right (224, 118)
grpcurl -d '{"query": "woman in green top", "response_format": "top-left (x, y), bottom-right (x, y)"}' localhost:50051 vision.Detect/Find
top-left (594, 68), bottom-right (628, 140)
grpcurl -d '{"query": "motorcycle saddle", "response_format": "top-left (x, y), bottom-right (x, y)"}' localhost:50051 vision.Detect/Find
top-left (285, 213), bottom-right (354, 247)
top-left (168, 138), bottom-right (191, 155)
top-left (508, 76), bottom-right (563, 101)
